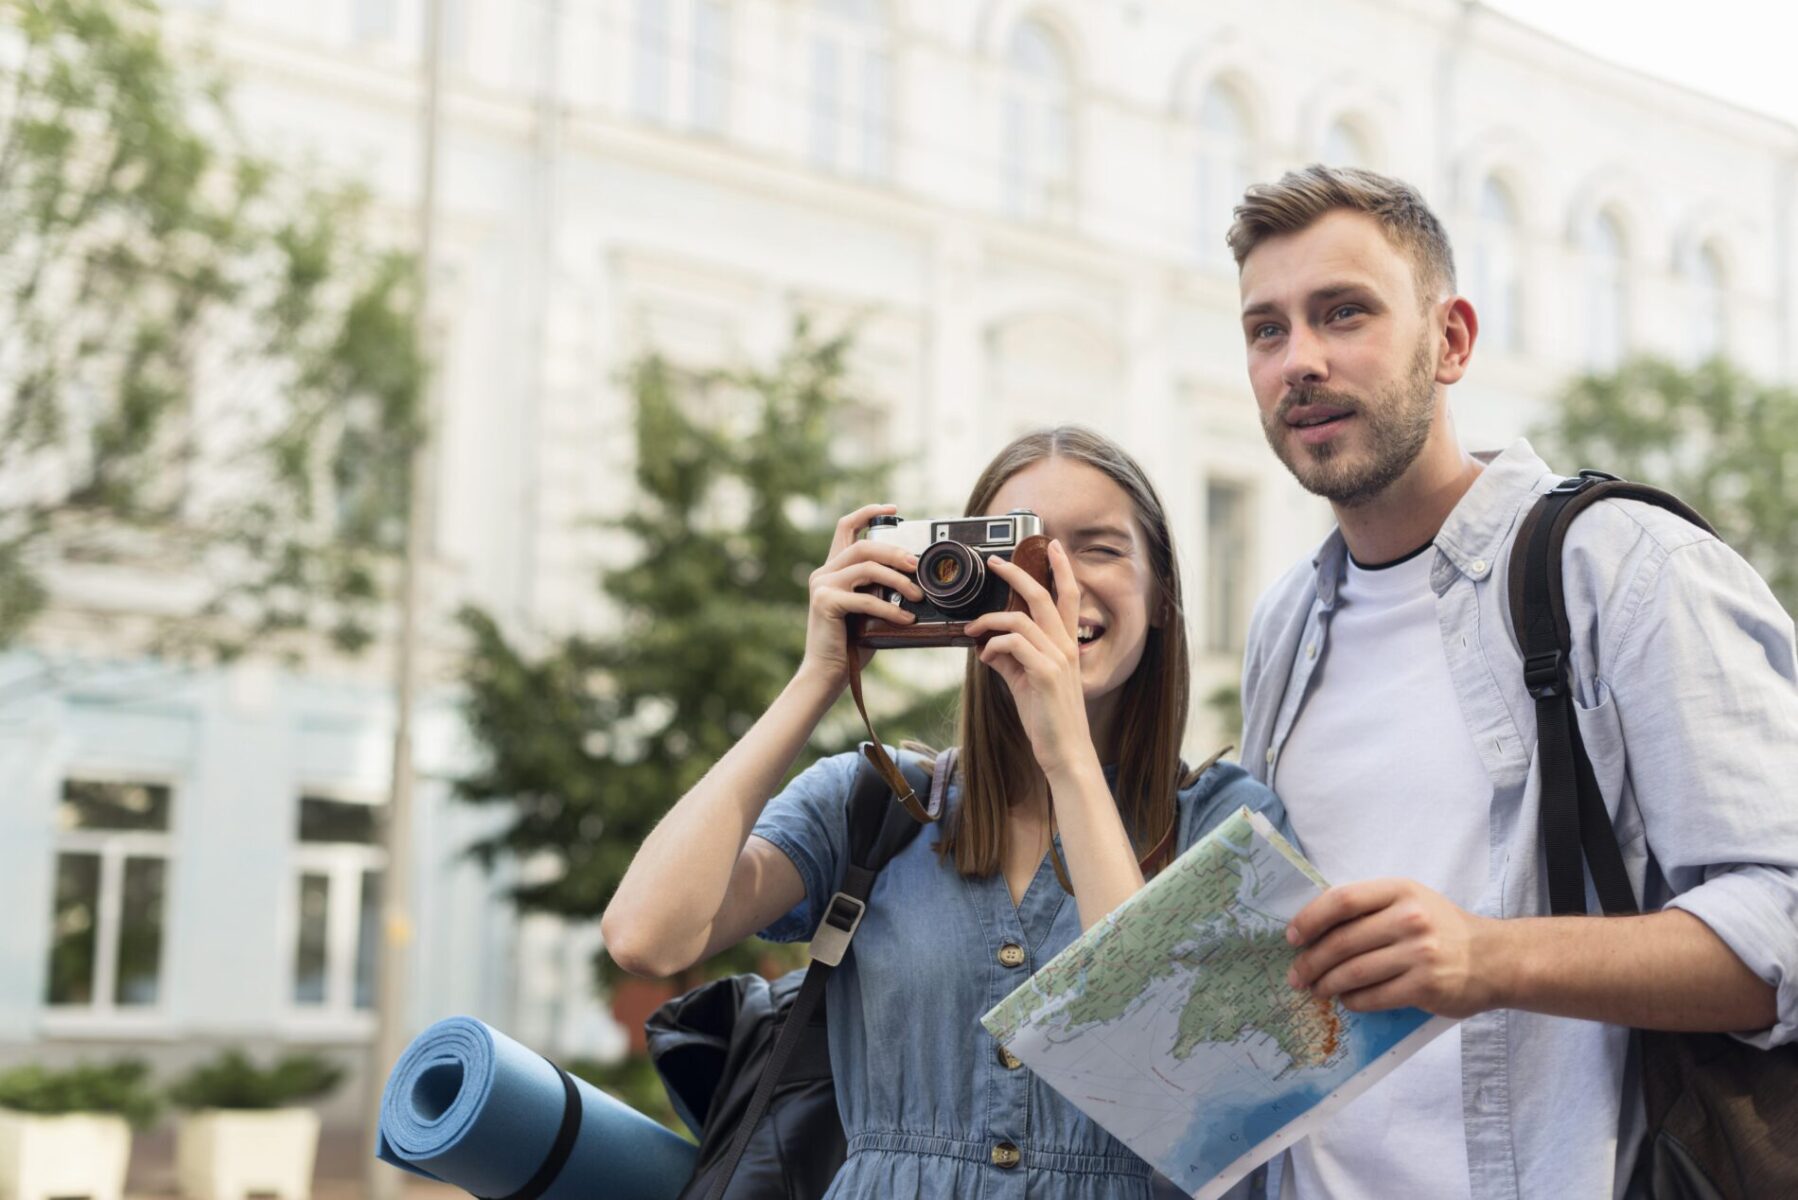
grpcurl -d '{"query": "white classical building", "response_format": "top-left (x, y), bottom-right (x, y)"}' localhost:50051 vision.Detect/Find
top-left (2, 0), bottom-right (1793, 1151)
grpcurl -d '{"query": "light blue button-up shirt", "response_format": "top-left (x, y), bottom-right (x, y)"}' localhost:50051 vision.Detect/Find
top-left (1240, 440), bottom-right (1798, 1199)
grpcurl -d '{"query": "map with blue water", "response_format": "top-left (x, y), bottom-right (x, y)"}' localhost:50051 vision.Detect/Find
top-left (982, 808), bottom-right (1454, 1199)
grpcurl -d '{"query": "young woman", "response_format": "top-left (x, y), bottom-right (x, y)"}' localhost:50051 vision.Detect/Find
top-left (602, 426), bottom-right (1287, 1198)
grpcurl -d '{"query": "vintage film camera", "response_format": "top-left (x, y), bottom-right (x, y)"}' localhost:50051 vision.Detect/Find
top-left (851, 509), bottom-right (1054, 649)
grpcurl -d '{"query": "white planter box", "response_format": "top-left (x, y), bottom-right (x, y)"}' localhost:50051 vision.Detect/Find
top-left (176, 1108), bottom-right (320, 1200)
top-left (0, 1110), bottom-right (132, 1200)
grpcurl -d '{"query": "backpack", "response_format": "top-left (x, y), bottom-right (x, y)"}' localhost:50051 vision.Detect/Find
top-left (1508, 469), bottom-right (1798, 1200)
top-left (644, 745), bottom-right (934, 1200)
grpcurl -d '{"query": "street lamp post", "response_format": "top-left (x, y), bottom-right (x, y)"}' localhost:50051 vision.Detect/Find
top-left (366, 0), bottom-right (443, 1196)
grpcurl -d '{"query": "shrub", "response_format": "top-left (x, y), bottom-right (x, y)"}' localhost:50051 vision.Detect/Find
top-left (0, 1060), bottom-right (161, 1127)
top-left (167, 1050), bottom-right (343, 1110)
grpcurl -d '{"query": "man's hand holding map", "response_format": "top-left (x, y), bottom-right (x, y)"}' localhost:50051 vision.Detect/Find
top-left (982, 807), bottom-right (1454, 1199)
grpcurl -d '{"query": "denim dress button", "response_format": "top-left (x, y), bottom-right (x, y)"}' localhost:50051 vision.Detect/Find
top-left (997, 1044), bottom-right (1023, 1069)
top-left (997, 942), bottom-right (1026, 968)
top-left (991, 1141), bottom-right (1021, 1168)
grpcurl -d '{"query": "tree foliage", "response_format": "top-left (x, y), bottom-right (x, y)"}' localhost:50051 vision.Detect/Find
top-left (1535, 356), bottom-right (1798, 616)
top-left (0, 0), bottom-right (424, 657)
top-left (455, 326), bottom-right (954, 982)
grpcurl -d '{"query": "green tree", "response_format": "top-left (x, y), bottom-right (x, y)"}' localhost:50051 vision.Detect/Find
top-left (0, 0), bottom-right (424, 659)
top-left (1535, 356), bottom-right (1798, 616)
top-left (455, 326), bottom-right (954, 983)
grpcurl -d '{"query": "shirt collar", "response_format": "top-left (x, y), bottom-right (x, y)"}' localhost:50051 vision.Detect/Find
top-left (1309, 438), bottom-right (1556, 606)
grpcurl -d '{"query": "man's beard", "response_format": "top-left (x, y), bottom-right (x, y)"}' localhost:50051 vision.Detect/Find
top-left (1262, 335), bottom-right (1437, 508)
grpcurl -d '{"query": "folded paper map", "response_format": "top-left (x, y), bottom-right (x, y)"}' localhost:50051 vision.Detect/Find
top-left (982, 807), bottom-right (1454, 1199)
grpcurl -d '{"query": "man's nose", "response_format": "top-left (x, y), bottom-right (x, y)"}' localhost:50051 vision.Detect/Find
top-left (1281, 325), bottom-right (1328, 389)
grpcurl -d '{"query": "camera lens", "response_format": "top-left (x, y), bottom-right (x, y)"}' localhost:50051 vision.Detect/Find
top-left (917, 541), bottom-right (986, 612)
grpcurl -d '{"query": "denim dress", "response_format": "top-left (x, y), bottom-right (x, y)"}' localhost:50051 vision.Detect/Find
top-left (751, 750), bottom-right (1289, 1200)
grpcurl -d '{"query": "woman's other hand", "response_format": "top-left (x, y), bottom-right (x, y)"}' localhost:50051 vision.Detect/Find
top-left (966, 539), bottom-right (1095, 780)
top-left (800, 504), bottom-right (924, 688)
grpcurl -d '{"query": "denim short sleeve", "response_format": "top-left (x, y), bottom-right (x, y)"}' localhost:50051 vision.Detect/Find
top-left (1176, 760), bottom-right (1296, 855)
top-left (749, 750), bottom-right (860, 943)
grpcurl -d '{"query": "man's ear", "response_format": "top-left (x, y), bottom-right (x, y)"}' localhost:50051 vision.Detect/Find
top-left (1435, 295), bottom-right (1478, 386)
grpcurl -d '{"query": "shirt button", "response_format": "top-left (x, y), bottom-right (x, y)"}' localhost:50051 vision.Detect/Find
top-left (1472, 559), bottom-right (1488, 574)
top-left (991, 1141), bottom-right (1021, 1168)
top-left (1306, 642), bottom-right (1317, 660)
top-left (1264, 747), bottom-right (1276, 765)
top-left (997, 943), bottom-right (1026, 969)
top-left (997, 1044), bottom-right (1023, 1070)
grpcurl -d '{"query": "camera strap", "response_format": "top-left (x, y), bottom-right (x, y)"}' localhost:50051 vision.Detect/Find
top-left (845, 651), bottom-right (938, 824)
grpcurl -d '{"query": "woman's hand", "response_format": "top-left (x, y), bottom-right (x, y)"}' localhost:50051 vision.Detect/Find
top-left (799, 504), bottom-right (924, 689)
top-left (965, 539), bottom-right (1097, 780)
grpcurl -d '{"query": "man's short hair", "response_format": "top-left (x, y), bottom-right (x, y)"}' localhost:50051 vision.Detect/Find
top-left (1227, 164), bottom-right (1457, 300)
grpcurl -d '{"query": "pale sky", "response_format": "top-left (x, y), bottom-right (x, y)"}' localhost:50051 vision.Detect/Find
top-left (1481, 0), bottom-right (1798, 127)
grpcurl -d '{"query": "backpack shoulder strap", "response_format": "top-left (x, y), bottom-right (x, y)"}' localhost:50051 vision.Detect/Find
top-left (1506, 471), bottom-right (1714, 917)
top-left (701, 744), bottom-right (932, 1200)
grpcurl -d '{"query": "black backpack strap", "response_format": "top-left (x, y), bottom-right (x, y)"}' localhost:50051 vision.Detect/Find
top-left (1507, 471), bottom-right (1715, 917)
top-left (703, 744), bottom-right (932, 1200)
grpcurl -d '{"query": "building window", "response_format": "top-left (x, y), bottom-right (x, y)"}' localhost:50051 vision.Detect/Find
top-left (690, 0), bottom-right (731, 135)
top-left (1469, 175), bottom-right (1522, 353)
top-left (1001, 18), bottom-right (1073, 221)
top-left (1321, 118), bottom-right (1371, 169)
top-left (1204, 480), bottom-right (1252, 655)
top-left (1582, 209), bottom-right (1628, 370)
top-left (1688, 242), bottom-right (1727, 364)
top-left (633, 0), bottom-right (672, 122)
top-left (291, 795), bottom-right (386, 1015)
top-left (45, 780), bottom-right (174, 1011)
top-left (1195, 83), bottom-right (1252, 268)
top-left (807, 0), bottom-right (893, 180)
top-left (633, 0), bottom-right (733, 134)
top-left (353, 0), bottom-right (396, 41)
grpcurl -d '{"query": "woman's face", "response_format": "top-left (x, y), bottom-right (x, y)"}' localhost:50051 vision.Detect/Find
top-left (986, 457), bottom-right (1161, 719)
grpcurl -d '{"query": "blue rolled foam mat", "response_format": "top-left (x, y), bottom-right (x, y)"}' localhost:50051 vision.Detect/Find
top-left (377, 1016), bottom-right (697, 1199)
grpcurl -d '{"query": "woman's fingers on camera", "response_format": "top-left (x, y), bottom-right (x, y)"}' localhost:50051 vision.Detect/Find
top-left (835, 589), bottom-right (914, 624)
top-left (979, 632), bottom-right (1054, 681)
top-left (968, 610), bottom-right (1065, 661)
top-left (826, 560), bottom-right (923, 603)
top-left (823, 535), bottom-right (916, 576)
top-left (986, 553), bottom-right (1077, 649)
top-left (832, 503), bottom-right (896, 554)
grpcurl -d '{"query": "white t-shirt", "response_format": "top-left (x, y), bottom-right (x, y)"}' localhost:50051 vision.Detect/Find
top-left (1272, 546), bottom-right (1491, 1200)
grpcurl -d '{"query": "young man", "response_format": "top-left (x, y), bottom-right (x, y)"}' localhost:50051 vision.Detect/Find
top-left (1230, 165), bottom-right (1798, 1198)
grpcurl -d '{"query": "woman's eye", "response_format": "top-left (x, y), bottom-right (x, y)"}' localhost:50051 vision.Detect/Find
top-left (1083, 545), bottom-right (1123, 558)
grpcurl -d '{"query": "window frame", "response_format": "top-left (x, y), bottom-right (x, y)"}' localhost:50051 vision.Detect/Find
top-left (1000, 17), bottom-right (1076, 223)
top-left (41, 772), bottom-right (179, 1037)
top-left (805, 0), bottom-right (894, 180)
top-left (283, 788), bottom-right (388, 1035)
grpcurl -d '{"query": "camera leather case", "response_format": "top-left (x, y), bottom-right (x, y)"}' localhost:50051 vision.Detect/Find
top-left (851, 532), bottom-right (1055, 650)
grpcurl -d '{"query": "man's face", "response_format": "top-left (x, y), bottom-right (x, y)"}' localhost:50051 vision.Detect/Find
top-left (1238, 210), bottom-right (1445, 507)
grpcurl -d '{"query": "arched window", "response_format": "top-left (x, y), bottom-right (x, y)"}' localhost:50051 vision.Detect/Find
top-left (1583, 209), bottom-right (1628, 370)
top-left (1002, 19), bottom-right (1074, 221)
top-left (632, 0), bottom-right (672, 122)
top-left (1195, 83), bottom-right (1253, 268)
top-left (690, 0), bottom-right (731, 134)
top-left (1469, 176), bottom-right (1522, 353)
top-left (808, 0), bottom-right (893, 179)
top-left (1689, 242), bottom-right (1727, 364)
top-left (632, 0), bottom-right (732, 133)
top-left (1321, 118), bottom-right (1370, 169)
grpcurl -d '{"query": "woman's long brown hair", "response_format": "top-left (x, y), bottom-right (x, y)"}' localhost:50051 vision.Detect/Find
top-left (934, 426), bottom-right (1191, 879)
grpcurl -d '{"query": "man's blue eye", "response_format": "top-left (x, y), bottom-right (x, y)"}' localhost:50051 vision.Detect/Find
top-left (1330, 305), bottom-right (1364, 321)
